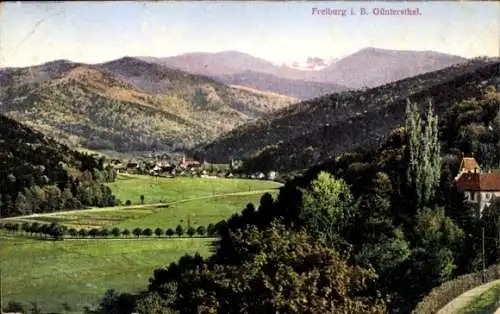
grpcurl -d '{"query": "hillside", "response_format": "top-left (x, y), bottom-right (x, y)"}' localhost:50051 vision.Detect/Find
top-left (215, 70), bottom-right (348, 100)
top-left (0, 58), bottom-right (296, 152)
top-left (0, 114), bottom-right (118, 218)
top-left (315, 47), bottom-right (467, 88)
top-left (142, 48), bottom-right (467, 92)
top-left (195, 58), bottom-right (500, 172)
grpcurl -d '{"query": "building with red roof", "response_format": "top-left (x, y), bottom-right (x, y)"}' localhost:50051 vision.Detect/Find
top-left (455, 157), bottom-right (500, 215)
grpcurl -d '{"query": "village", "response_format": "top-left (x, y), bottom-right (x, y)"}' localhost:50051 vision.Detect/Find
top-left (107, 153), bottom-right (279, 181)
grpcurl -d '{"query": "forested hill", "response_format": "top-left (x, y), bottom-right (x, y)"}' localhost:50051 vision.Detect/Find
top-left (0, 57), bottom-right (296, 153)
top-left (195, 58), bottom-right (500, 172)
top-left (0, 114), bottom-right (118, 218)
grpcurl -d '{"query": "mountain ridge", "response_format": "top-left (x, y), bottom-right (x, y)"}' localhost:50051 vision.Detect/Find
top-left (0, 57), bottom-right (297, 153)
top-left (194, 58), bottom-right (500, 172)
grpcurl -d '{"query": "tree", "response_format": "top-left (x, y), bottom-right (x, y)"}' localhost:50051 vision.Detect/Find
top-left (30, 222), bottom-right (40, 236)
top-left (125, 200), bottom-right (132, 206)
top-left (89, 228), bottom-right (99, 238)
top-left (100, 228), bottom-right (110, 237)
top-left (405, 99), bottom-right (442, 209)
top-left (136, 292), bottom-right (175, 314)
top-left (49, 223), bottom-right (64, 240)
top-left (147, 221), bottom-right (387, 313)
top-left (95, 288), bottom-right (137, 314)
top-left (140, 194), bottom-right (145, 205)
top-left (111, 227), bottom-right (121, 238)
top-left (166, 228), bottom-right (174, 238)
top-left (196, 225), bottom-right (206, 237)
top-left (122, 228), bottom-right (131, 237)
top-left (133, 227), bottom-right (142, 238)
top-left (206, 223), bottom-right (215, 236)
top-left (29, 302), bottom-right (42, 314)
top-left (68, 228), bottom-right (78, 237)
top-left (21, 222), bottom-right (30, 235)
top-left (3, 301), bottom-right (25, 313)
top-left (299, 171), bottom-right (355, 248)
top-left (78, 228), bottom-right (88, 238)
top-left (186, 226), bottom-right (196, 237)
top-left (154, 227), bottom-right (163, 238)
top-left (143, 228), bottom-right (153, 237)
top-left (392, 207), bottom-right (464, 311)
top-left (175, 225), bottom-right (184, 237)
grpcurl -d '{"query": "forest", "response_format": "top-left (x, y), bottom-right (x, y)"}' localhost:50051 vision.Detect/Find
top-left (83, 86), bottom-right (500, 313)
top-left (0, 114), bottom-right (119, 217)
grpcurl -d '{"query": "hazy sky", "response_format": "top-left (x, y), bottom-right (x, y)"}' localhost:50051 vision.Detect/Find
top-left (1, 1), bottom-right (499, 67)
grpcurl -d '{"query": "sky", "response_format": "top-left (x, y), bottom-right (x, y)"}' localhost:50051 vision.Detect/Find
top-left (1, 1), bottom-right (499, 67)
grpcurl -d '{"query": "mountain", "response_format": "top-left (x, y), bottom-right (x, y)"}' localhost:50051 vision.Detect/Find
top-left (0, 113), bottom-right (119, 217)
top-left (194, 58), bottom-right (500, 172)
top-left (0, 57), bottom-right (297, 153)
top-left (215, 70), bottom-right (348, 100)
top-left (142, 48), bottom-right (467, 86)
top-left (138, 51), bottom-right (295, 78)
top-left (314, 47), bottom-right (468, 88)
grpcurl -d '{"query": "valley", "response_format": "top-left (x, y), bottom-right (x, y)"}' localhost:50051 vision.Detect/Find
top-left (2, 2), bottom-right (499, 312)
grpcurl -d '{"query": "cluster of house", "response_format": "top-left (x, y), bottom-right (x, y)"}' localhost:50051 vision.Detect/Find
top-left (109, 155), bottom-right (278, 181)
top-left (455, 157), bottom-right (500, 216)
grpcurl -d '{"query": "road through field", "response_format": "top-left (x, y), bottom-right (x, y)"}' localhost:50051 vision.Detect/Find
top-left (0, 188), bottom-right (280, 221)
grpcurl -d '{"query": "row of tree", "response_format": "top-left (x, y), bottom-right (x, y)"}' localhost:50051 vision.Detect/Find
top-left (0, 222), bottom-right (221, 240)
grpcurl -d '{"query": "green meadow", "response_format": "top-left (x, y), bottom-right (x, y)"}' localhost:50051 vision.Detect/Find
top-left (1, 174), bottom-right (282, 312)
top-left (107, 174), bottom-right (281, 205)
top-left (1, 234), bottom-right (212, 313)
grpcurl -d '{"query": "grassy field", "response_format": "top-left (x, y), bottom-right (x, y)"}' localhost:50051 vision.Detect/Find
top-left (9, 193), bottom-right (274, 230)
top-left (107, 174), bottom-right (281, 205)
top-left (1, 234), bottom-right (212, 313)
top-left (1, 174), bottom-right (281, 312)
top-left (459, 282), bottom-right (500, 314)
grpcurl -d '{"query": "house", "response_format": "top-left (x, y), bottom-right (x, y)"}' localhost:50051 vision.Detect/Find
top-left (455, 157), bottom-right (500, 216)
top-left (179, 156), bottom-right (201, 170)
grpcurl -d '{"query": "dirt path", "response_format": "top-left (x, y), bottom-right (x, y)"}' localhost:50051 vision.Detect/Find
top-left (0, 189), bottom-right (278, 221)
top-left (437, 279), bottom-right (500, 313)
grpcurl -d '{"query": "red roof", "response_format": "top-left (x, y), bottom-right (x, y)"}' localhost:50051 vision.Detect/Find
top-left (456, 172), bottom-right (500, 191)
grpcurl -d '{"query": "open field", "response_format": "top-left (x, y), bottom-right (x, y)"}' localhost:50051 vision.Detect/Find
top-left (1, 174), bottom-right (282, 229)
top-left (6, 193), bottom-right (275, 230)
top-left (0, 234), bottom-right (212, 313)
top-left (1, 175), bottom-right (281, 312)
top-left (459, 282), bottom-right (500, 314)
top-left (107, 174), bottom-right (282, 205)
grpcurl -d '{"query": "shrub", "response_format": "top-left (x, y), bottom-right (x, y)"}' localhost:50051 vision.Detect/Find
top-left (122, 228), bottom-right (131, 237)
top-left (125, 200), bottom-right (132, 206)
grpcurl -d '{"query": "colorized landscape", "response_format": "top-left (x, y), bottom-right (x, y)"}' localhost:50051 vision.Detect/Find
top-left (1, 1), bottom-right (499, 314)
